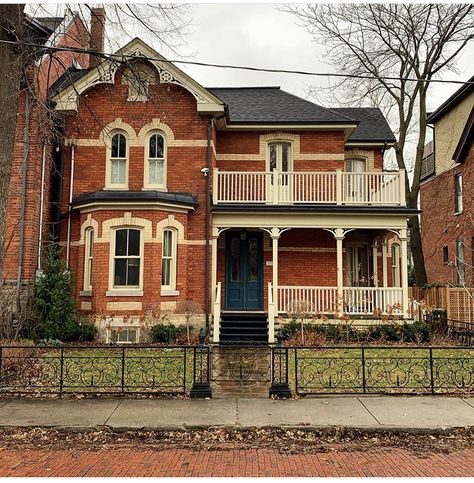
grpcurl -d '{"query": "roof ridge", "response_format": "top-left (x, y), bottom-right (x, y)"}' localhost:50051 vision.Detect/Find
top-left (208, 86), bottom-right (281, 90)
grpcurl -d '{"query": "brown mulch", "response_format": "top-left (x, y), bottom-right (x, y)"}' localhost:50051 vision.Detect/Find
top-left (0, 426), bottom-right (473, 457)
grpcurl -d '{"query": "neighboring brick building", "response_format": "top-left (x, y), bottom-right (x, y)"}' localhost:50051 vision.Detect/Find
top-left (3, 10), bottom-right (91, 305)
top-left (420, 75), bottom-right (474, 286)
top-left (45, 32), bottom-right (414, 344)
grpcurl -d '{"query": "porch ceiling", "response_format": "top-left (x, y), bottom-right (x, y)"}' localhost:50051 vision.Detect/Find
top-left (212, 211), bottom-right (409, 231)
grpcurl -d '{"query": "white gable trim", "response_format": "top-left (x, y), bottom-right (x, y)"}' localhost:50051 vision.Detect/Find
top-left (52, 37), bottom-right (225, 115)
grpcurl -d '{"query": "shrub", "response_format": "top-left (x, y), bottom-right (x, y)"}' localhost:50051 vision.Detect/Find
top-left (37, 339), bottom-right (63, 347)
top-left (75, 323), bottom-right (98, 342)
top-left (34, 244), bottom-right (78, 342)
top-left (150, 323), bottom-right (187, 343)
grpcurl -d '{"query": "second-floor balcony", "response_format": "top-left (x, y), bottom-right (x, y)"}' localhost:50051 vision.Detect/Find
top-left (213, 169), bottom-right (406, 207)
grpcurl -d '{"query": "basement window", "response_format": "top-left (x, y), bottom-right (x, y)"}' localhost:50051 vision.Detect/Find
top-left (108, 327), bottom-right (139, 344)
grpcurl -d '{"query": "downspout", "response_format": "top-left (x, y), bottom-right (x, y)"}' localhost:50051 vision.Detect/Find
top-left (37, 142), bottom-right (47, 272)
top-left (16, 91), bottom-right (31, 313)
top-left (204, 118), bottom-right (212, 331)
top-left (66, 143), bottom-right (75, 267)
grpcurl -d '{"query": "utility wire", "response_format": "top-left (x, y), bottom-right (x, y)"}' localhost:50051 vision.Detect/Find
top-left (2, 38), bottom-right (474, 86)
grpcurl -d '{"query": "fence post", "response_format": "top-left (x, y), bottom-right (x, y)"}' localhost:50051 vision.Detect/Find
top-left (59, 347), bottom-right (64, 398)
top-left (361, 347), bottom-right (367, 394)
top-left (269, 332), bottom-right (291, 398)
top-left (121, 346), bottom-right (126, 395)
top-left (190, 332), bottom-right (212, 398)
top-left (429, 347), bottom-right (435, 394)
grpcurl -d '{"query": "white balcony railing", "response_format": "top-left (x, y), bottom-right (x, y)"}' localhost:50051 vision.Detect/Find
top-left (277, 286), bottom-right (403, 316)
top-left (213, 169), bottom-right (406, 206)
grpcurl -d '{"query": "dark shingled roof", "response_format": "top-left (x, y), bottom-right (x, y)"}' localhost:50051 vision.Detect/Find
top-left (49, 66), bottom-right (90, 97)
top-left (35, 17), bottom-right (65, 33)
top-left (72, 190), bottom-right (198, 209)
top-left (333, 107), bottom-right (396, 143)
top-left (208, 87), bottom-right (356, 125)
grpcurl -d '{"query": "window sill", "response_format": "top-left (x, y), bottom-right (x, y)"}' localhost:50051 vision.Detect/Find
top-left (161, 289), bottom-right (180, 297)
top-left (142, 187), bottom-right (168, 192)
top-left (103, 187), bottom-right (129, 191)
top-left (80, 290), bottom-right (92, 297)
top-left (106, 290), bottom-right (144, 297)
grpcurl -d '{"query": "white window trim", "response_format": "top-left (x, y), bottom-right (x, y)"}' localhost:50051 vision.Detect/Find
top-left (455, 173), bottom-right (463, 215)
top-left (345, 157), bottom-right (367, 173)
top-left (144, 130), bottom-right (167, 190)
top-left (83, 227), bottom-right (94, 292)
top-left (108, 227), bottom-right (144, 293)
top-left (107, 327), bottom-right (140, 344)
top-left (161, 228), bottom-right (177, 291)
top-left (105, 130), bottom-right (129, 190)
top-left (391, 243), bottom-right (401, 287)
top-left (266, 141), bottom-right (293, 173)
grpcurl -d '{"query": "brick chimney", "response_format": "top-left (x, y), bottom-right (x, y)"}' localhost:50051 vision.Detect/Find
top-left (89, 7), bottom-right (105, 68)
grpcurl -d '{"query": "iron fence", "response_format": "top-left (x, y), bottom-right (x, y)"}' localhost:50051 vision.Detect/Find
top-left (271, 345), bottom-right (474, 396)
top-left (0, 344), bottom-right (210, 397)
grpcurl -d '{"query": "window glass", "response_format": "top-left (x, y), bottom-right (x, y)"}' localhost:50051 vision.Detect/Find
top-left (148, 133), bottom-right (165, 186)
top-left (269, 144), bottom-right (277, 171)
top-left (113, 229), bottom-right (141, 287)
top-left (455, 174), bottom-right (463, 213)
top-left (443, 246), bottom-right (449, 264)
top-left (457, 239), bottom-right (465, 285)
top-left (111, 133), bottom-right (126, 158)
top-left (248, 238), bottom-right (258, 281)
top-left (161, 229), bottom-right (176, 289)
top-left (149, 133), bottom-right (164, 158)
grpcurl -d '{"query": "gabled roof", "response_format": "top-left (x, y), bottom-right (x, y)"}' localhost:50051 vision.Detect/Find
top-left (333, 107), bottom-right (396, 143)
top-left (51, 37), bottom-right (225, 114)
top-left (453, 106), bottom-right (474, 164)
top-left (427, 74), bottom-right (474, 124)
top-left (208, 87), bottom-right (355, 125)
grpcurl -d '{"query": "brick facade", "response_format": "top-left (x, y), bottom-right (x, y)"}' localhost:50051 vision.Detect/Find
top-left (421, 142), bottom-right (474, 285)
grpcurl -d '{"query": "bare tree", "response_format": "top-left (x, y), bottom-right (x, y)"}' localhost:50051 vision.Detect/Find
top-left (283, 4), bottom-right (474, 285)
top-left (176, 300), bottom-right (201, 344)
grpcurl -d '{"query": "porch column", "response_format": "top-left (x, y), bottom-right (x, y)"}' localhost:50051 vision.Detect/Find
top-left (372, 242), bottom-right (378, 287)
top-left (335, 228), bottom-right (345, 316)
top-left (382, 240), bottom-right (388, 288)
top-left (211, 227), bottom-right (219, 306)
top-left (400, 228), bottom-right (409, 317)
top-left (270, 227), bottom-right (280, 343)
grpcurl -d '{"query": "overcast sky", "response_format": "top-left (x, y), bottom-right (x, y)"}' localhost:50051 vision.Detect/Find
top-left (32, 3), bottom-right (474, 115)
top-left (181, 4), bottom-right (474, 114)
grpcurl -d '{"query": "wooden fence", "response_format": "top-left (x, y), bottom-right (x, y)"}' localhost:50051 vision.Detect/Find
top-left (409, 286), bottom-right (474, 322)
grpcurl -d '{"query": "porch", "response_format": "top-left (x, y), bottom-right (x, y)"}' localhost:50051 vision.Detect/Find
top-left (211, 222), bottom-right (410, 344)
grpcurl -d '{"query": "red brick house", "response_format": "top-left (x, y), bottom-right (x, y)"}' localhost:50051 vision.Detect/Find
top-left (420, 75), bottom-right (474, 286)
top-left (3, 9), bottom-right (92, 309)
top-left (44, 32), bottom-right (415, 344)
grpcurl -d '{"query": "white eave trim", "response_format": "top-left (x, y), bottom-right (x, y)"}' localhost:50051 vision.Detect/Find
top-left (345, 141), bottom-right (396, 147)
top-left (74, 200), bottom-right (196, 213)
top-left (221, 123), bottom-right (359, 131)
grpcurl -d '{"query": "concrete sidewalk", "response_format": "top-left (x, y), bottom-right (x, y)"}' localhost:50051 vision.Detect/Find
top-left (1, 396), bottom-right (474, 431)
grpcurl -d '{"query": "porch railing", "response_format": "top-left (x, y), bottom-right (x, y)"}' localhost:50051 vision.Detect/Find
top-left (277, 286), bottom-right (403, 316)
top-left (213, 168), bottom-right (406, 206)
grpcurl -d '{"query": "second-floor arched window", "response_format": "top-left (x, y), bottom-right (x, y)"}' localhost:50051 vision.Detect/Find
top-left (108, 131), bottom-right (128, 188)
top-left (145, 132), bottom-right (166, 189)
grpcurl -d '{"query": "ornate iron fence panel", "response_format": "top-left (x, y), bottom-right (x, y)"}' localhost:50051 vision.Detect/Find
top-left (210, 345), bottom-right (271, 389)
top-left (271, 345), bottom-right (474, 396)
top-left (0, 345), bottom-right (211, 397)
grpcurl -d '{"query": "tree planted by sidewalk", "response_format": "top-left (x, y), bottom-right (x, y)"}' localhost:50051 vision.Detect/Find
top-left (284, 4), bottom-right (474, 285)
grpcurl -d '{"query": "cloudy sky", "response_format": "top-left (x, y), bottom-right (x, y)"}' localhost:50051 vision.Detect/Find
top-left (32, 3), bottom-right (473, 114)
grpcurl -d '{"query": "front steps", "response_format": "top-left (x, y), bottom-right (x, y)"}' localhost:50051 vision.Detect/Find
top-left (219, 312), bottom-right (269, 345)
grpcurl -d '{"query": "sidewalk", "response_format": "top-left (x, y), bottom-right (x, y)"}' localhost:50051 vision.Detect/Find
top-left (1, 396), bottom-right (474, 431)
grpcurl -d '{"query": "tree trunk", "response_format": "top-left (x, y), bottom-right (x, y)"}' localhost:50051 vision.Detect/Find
top-left (0, 5), bottom-right (25, 276)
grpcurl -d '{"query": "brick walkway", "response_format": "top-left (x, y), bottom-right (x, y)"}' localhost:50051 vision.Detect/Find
top-left (0, 448), bottom-right (473, 476)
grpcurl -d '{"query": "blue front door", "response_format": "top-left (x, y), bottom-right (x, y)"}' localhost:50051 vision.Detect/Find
top-left (225, 231), bottom-right (263, 310)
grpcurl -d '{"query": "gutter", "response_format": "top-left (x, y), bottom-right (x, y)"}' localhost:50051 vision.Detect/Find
top-left (16, 91), bottom-right (30, 313)
top-left (204, 118), bottom-right (211, 330)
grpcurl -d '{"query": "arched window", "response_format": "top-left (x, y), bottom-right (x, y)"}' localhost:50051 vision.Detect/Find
top-left (108, 132), bottom-right (128, 188)
top-left (145, 132), bottom-right (166, 189)
top-left (391, 243), bottom-right (401, 287)
top-left (161, 228), bottom-right (177, 291)
top-left (84, 227), bottom-right (94, 291)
